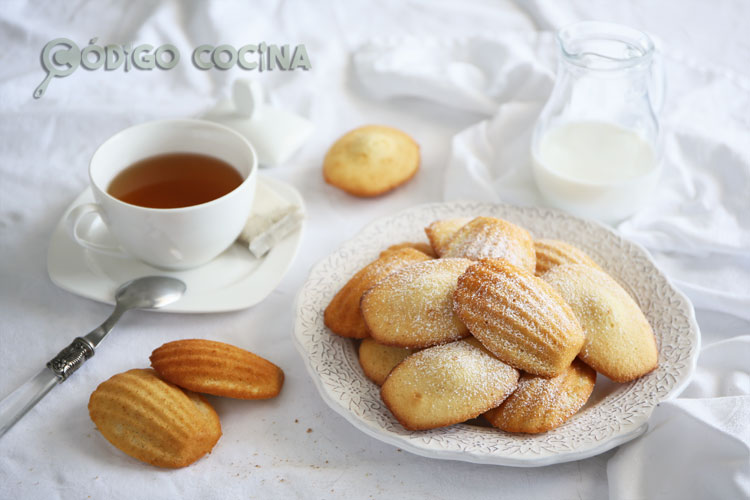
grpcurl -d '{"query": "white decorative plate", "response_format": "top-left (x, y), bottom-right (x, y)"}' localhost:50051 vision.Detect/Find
top-left (48, 175), bottom-right (304, 313)
top-left (293, 202), bottom-right (700, 467)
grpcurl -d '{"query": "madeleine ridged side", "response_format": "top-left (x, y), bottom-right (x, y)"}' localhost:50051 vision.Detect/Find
top-left (88, 368), bottom-right (221, 468)
top-left (383, 241), bottom-right (437, 258)
top-left (150, 339), bottom-right (284, 399)
top-left (534, 239), bottom-right (602, 276)
top-left (453, 260), bottom-right (585, 377)
top-left (441, 216), bottom-right (536, 273)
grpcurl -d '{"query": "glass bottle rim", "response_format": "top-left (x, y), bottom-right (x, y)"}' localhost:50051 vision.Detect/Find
top-left (557, 21), bottom-right (655, 71)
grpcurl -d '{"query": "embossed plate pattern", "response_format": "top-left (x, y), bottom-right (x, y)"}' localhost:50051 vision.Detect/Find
top-left (293, 202), bottom-right (700, 466)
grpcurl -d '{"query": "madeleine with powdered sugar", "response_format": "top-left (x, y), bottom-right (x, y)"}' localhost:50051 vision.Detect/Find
top-left (484, 359), bottom-right (596, 433)
top-left (424, 217), bottom-right (471, 256)
top-left (381, 338), bottom-right (519, 431)
top-left (361, 258), bottom-right (473, 349)
top-left (542, 264), bottom-right (658, 382)
top-left (440, 216), bottom-right (536, 273)
top-left (324, 247), bottom-right (432, 339)
top-left (453, 260), bottom-right (585, 377)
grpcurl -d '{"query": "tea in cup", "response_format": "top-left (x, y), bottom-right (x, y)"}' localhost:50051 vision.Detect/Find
top-left (66, 119), bottom-right (258, 270)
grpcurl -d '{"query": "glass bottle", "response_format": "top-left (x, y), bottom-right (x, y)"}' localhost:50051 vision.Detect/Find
top-left (531, 21), bottom-right (664, 223)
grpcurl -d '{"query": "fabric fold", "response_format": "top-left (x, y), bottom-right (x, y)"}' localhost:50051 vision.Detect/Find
top-left (607, 337), bottom-right (750, 500)
top-left (353, 32), bottom-right (750, 499)
top-left (353, 35), bottom-right (555, 115)
top-left (354, 33), bottom-right (750, 320)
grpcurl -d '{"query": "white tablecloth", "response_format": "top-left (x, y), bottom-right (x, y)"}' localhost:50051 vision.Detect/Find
top-left (1, 1), bottom-right (748, 499)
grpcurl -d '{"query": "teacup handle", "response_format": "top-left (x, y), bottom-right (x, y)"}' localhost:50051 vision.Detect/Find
top-left (65, 203), bottom-right (129, 258)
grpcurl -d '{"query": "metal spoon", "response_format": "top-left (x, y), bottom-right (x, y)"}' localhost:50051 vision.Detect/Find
top-left (0, 276), bottom-right (186, 438)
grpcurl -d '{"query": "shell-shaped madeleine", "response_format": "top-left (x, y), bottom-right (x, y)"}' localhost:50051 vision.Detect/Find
top-left (441, 216), bottom-right (536, 273)
top-left (88, 369), bottom-right (221, 468)
top-left (324, 247), bottom-right (432, 338)
top-left (484, 359), bottom-right (596, 433)
top-left (358, 338), bottom-right (413, 386)
top-left (424, 217), bottom-right (471, 256)
top-left (150, 339), bottom-right (284, 399)
top-left (534, 239), bottom-right (602, 276)
top-left (542, 264), bottom-right (658, 382)
top-left (381, 339), bottom-right (519, 430)
top-left (361, 258), bottom-right (473, 348)
top-left (383, 241), bottom-right (437, 258)
top-left (453, 260), bottom-right (585, 377)
top-left (322, 125), bottom-right (420, 197)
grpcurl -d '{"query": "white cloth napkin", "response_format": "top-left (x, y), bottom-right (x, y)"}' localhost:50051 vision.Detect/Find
top-left (355, 35), bottom-right (750, 321)
top-left (608, 336), bottom-right (750, 499)
top-left (354, 35), bottom-right (556, 115)
top-left (353, 33), bottom-right (750, 499)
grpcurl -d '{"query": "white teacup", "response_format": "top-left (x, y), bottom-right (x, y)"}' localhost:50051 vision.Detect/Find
top-left (66, 119), bottom-right (257, 270)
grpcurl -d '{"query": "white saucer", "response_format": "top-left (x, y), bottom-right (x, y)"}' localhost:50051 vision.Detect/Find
top-left (47, 175), bottom-right (304, 313)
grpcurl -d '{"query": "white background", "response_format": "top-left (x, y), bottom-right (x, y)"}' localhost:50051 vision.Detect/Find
top-left (1, 1), bottom-right (748, 498)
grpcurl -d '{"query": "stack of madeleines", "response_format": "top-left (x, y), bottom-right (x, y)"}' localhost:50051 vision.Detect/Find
top-left (325, 216), bottom-right (658, 433)
top-left (88, 339), bottom-right (284, 468)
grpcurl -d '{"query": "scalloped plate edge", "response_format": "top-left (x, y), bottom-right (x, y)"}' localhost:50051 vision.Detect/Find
top-left (293, 201), bottom-right (701, 466)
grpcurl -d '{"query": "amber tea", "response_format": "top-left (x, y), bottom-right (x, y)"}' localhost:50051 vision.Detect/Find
top-left (108, 152), bottom-right (244, 209)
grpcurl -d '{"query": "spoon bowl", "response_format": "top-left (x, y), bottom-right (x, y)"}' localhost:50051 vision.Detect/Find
top-left (115, 276), bottom-right (187, 310)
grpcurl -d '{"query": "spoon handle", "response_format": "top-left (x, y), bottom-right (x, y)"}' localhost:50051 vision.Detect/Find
top-left (0, 368), bottom-right (59, 438)
top-left (47, 337), bottom-right (96, 380)
top-left (0, 337), bottom-right (95, 439)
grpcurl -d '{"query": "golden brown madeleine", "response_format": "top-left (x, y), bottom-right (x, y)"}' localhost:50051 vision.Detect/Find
top-left (441, 216), bottom-right (536, 273)
top-left (534, 239), bottom-right (602, 276)
top-left (383, 241), bottom-right (437, 258)
top-left (484, 359), bottom-right (596, 433)
top-left (358, 338), bottom-right (413, 386)
top-left (542, 264), bottom-right (658, 382)
top-left (380, 339), bottom-right (519, 431)
top-left (324, 247), bottom-right (432, 338)
top-left (150, 339), bottom-right (284, 399)
top-left (323, 125), bottom-right (420, 197)
top-left (424, 217), bottom-right (471, 256)
top-left (88, 368), bottom-right (221, 468)
top-left (453, 260), bottom-right (585, 377)
top-left (361, 258), bottom-right (473, 348)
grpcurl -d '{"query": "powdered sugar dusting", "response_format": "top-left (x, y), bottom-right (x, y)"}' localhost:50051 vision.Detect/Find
top-left (296, 200), bottom-right (699, 463)
top-left (453, 260), bottom-right (584, 376)
top-left (485, 360), bottom-right (596, 433)
top-left (362, 258), bottom-right (473, 348)
top-left (381, 340), bottom-right (520, 429)
top-left (442, 217), bottom-right (535, 271)
top-left (541, 264), bottom-right (658, 382)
